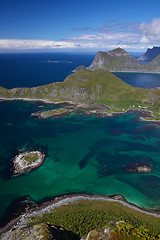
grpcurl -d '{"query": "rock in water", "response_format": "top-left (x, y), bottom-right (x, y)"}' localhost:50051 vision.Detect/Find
top-left (13, 151), bottom-right (45, 175)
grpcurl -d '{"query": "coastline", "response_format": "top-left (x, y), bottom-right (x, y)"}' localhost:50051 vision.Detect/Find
top-left (0, 192), bottom-right (160, 236)
top-left (0, 97), bottom-right (159, 123)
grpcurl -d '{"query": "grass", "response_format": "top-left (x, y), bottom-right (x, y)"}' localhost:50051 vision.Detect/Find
top-left (0, 69), bottom-right (160, 120)
top-left (23, 152), bottom-right (39, 165)
top-left (41, 108), bottom-right (68, 118)
top-left (29, 199), bottom-right (160, 238)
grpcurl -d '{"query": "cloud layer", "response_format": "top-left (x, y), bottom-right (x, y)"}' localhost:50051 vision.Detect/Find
top-left (0, 18), bottom-right (160, 51)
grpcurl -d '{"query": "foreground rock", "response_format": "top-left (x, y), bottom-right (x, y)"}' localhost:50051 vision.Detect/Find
top-left (1, 223), bottom-right (52, 240)
top-left (81, 221), bottom-right (124, 240)
top-left (13, 151), bottom-right (45, 175)
top-left (1, 220), bottom-right (158, 240)
top-left (81, 220), bottom-right (158, 240)
top-left (1, 223), bottom-right (79, 240)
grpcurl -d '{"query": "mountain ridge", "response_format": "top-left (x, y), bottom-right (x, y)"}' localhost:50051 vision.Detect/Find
top-left (138, 46), bottom-right (160, 62)
top-left (88, 47), bottom-right (160, 73)
top-left (0, 68), bottom-right (160, 120)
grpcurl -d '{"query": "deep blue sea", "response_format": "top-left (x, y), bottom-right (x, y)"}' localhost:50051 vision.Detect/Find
top-left (0, 53), bottom-right (95, 89)
top-left (1, 52), bottom-right (160, 89)
top-left (0, 52), bottom-right (160, 225)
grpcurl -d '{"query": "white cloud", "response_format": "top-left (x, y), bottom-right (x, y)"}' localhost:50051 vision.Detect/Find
top-left (1, 18), bottom-right (160, 52)
top-left (139, 18), bottom-right (160, 44)
top-left (0, 39), bottom-right (76, 50)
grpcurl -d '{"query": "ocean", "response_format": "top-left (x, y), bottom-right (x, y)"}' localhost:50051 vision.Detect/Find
top-left (0, 52), bottom-right (160, 224)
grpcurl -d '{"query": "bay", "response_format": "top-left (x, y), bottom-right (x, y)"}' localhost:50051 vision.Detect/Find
top-left (114, 72), bottom-right (160, 89)
top-left (0, 100), bottom-right (160, 220)
top-left (0, 52), bottom-right (160, 224)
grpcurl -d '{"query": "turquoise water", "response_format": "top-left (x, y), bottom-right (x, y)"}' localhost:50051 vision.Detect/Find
top-left (1, 52), bottom-right (160, 224)
top-left (0, 100), bottom-right (160, 220)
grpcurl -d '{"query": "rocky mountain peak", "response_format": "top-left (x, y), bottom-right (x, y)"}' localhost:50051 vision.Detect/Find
top-left (107, 47), bottom-right (129, 56)
top-left (138, 46), bottom-right (160, 62)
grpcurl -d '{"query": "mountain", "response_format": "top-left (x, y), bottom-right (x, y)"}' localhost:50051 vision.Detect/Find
top-left (138, 46), bottom-right (160, 62)
top-left (0, 68), bottom-right (160, 120)
top-left (88, 47), bottom-right (160, 73)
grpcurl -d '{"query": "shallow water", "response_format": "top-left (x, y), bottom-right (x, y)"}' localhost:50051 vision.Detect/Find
top-left (0, 100), bottom-right (160, 220)
top-left (0, 53), bottom-right (160, 224)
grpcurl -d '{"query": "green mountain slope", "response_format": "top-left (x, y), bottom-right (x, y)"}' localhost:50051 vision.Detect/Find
top-left (0, 69), bottom-right (160, 119)
top-left (88, 48), bottom-right (160, 73)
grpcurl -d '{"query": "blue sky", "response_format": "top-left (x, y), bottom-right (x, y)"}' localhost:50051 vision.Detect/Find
top-left (0, 0), bottom-right (160, 52)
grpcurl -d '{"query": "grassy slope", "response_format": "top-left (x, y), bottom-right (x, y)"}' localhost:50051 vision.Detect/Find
top-left (0, 69), bottom-right (160, 119)
top-left (30, 199), bottom-right (160, 238)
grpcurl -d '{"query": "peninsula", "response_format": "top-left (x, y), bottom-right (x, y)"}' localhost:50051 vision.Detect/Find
top-left (1, 194), bottom-right (160, 239)
top-left (0, 60), bottom-right (160, 121)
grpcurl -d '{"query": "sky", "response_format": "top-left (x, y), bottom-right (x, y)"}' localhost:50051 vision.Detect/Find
top-left (0, 0), bottom-right (160, 52)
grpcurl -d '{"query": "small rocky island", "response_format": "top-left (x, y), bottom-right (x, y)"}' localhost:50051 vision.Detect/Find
top-left (126, 164), bottom-right (152, 173)
top-left (13, 151), bottom-right (45, 175)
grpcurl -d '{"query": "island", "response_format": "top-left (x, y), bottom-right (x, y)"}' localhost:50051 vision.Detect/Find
top-left (125, 164), bottom-right (152, 173)
top-left (13, 151), bottom-right (45, 175)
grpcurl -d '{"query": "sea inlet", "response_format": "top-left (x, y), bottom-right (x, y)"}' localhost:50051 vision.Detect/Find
top-left (0, 100), bottom-right (160, 223)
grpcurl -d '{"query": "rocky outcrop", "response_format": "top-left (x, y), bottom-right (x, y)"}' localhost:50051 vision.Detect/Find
top-left (31, 108), bottom-right (71, 119)
top-left (138, 46), bottom-right (160, 62)
top-left (13, 151), bottom-right (45, 175)
top-left (1, 223), bottom-right (53, 240)
top-left (1, 223), bottom-right (79, 240)
top-left (73, 65), bottom-right (86, 72)
top-left (80, 225), bottom-right (113, 240)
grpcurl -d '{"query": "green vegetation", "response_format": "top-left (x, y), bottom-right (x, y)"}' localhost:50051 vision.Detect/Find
top-left (30, 199), bottom-right (160, 238)
top-left (41, 108), bottom-right (68, 118)
top-left (110, 222), bottom-right (160, 240)
top-left (0, 67), bottom-right (160, 120)
top-left (23, 152), bottom-right (39, 165)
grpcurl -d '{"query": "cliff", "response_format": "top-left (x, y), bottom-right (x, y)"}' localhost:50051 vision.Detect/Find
top-left (88, 47), bottom-right (160, 73)
top-left (138, 46), bottom-right (160, 62)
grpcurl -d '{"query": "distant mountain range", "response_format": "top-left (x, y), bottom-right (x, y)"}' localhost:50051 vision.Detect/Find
top-left (138, 46), bottom-right (160, 62)
top-left (88, 47), bottom-right (160, 73)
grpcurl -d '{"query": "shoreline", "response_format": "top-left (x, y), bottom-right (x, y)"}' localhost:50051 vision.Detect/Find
top-left (0, 97), bottom-right (159, 123)
top-left (0, 192), bottom-right (160, 236)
